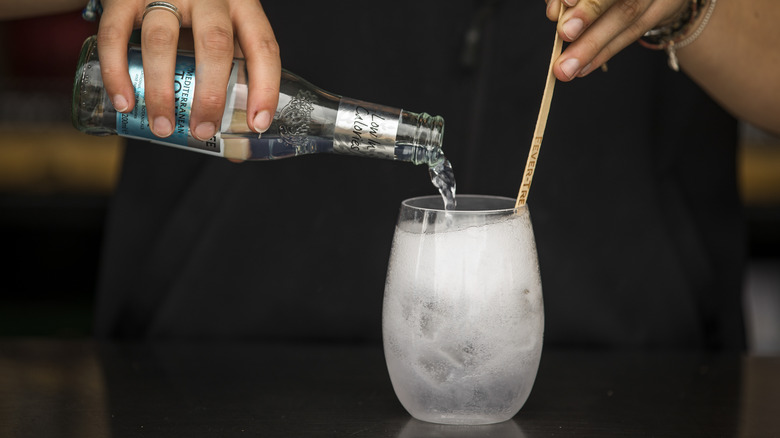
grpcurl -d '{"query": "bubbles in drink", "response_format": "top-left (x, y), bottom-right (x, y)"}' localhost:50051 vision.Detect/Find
top-left (383, 210), bottom-right (543, 424)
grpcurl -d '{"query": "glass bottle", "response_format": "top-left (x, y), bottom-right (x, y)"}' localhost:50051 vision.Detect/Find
top-left (71, 35), bottom-right (446, 167)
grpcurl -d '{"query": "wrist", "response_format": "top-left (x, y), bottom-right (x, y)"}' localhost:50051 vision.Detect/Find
top-left (639, 0), bottom-right (718, 71)
top-left (657, 0), bottom-right (697, 29)
top-left (640, 0), bottom-right (705, 50)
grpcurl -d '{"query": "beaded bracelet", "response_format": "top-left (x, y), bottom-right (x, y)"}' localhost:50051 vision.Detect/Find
top-left (82, 0), bottom-right (103, 21)
top-left (639, 0), bottom-right (716, 71)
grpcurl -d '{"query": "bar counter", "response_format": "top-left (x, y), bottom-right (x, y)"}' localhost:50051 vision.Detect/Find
top-left (1, 339), bottom-right (777, 437)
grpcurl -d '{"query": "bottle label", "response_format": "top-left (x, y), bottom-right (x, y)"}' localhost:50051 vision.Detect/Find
top-left (277, 89), bottom-right (318, 153)
top-left (333, 98), bottom-right (400, 159)
top-left (118, 48), bottom-right (226, 156)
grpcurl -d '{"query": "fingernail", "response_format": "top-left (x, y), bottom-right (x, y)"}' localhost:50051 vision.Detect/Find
top-left (252, 110), bottom-right (272, 133)
top-left (560, 58), bottom-right (581, 79)
top-left (194, 122), bottom-right (217, 140)
top-left (112, 95), bottom-right (129, 112)
top-left (579, 62), bottom-right (593, 77)
top-left (153, 116), bottom-right (173, 137)
top-left (563, 0), bottom-right (578, 6)
top-left (562, 18), bottom-right (584, 40)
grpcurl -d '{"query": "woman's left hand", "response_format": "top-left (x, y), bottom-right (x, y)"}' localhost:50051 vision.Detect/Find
top-left (544, 0), bottom-right (689, 81)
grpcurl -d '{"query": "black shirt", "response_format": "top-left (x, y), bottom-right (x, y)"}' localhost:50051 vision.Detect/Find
top-left (95, 0), bottom-right (745, 349)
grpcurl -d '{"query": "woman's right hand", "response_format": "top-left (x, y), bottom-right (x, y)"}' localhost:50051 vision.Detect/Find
top-left (97, 0), bottom-right (281, 140)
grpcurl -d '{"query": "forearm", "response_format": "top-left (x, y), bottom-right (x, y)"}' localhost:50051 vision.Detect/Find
top-left (679, 0), bottom-right (780, 135)
top-left (0, 0), bottom-right (85, 20)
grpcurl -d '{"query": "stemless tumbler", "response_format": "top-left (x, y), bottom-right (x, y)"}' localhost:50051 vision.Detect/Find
top-left (382, 195), bottom-right (544, 425)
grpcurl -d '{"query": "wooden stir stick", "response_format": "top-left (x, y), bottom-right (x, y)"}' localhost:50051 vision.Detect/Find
top-left (515, 6), bottom-right (567, 208)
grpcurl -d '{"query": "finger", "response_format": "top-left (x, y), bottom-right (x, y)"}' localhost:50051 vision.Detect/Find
top-left (579, 11), bottom-right (658, 77)
top-left (551, 0), bottom-right (580, 18)
top-left (141, 3), bottom-right (182, 137)
top-left (558, 0), bottom-right (621, 42)
top-left (234, 1), bottom-right (281, 133)
top-left (546, 0), bottom-right (562, 21)
top-left (189, 0), bottom-right (235, 141)
top-left (96, 0), bottom-right (138, 113)
top-left (554, 0), bottom-right (651, 80)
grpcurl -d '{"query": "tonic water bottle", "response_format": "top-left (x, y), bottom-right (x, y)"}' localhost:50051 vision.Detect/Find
top-left (71, 35), bottom-right (446, 166)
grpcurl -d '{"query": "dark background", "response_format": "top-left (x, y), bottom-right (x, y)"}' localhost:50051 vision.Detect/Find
top-left (0, 11), bottom-right (778, 349)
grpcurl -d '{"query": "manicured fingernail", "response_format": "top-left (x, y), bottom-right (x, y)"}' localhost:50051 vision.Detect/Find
top-left (562, 18), bottom-right (584, 40)
top-left (563, 0), bottom-right (578, 6)
top-left (253, 110), bottom-right (272, 133)
top-left (112, 95), bottom-right (129, 112)
top-left (194, 122), bottom-right (216, 140)
top-left (153, 116), bottom-right (173, 137)
top-left (579, 62), bottom-right (593, 77)
top-left (560, 58), bottom-right (581, 79)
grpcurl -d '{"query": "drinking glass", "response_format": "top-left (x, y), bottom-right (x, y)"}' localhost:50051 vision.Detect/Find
top-left (382, 195), bottom-right (544, 425)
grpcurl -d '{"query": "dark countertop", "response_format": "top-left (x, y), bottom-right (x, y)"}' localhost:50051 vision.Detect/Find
top-left (0, 339), bottom-right (777, 437)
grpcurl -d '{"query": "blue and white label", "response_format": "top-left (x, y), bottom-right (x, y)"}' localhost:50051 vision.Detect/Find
top-left (118, 47), bottom-right (224, 156)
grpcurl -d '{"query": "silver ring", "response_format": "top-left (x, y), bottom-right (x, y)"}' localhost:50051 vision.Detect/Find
top-left (142, 1), bottom-right (183, 28)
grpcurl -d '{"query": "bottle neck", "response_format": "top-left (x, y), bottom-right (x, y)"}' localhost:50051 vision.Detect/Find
top-left (398, 111), bottom-right (444, 149)
top-left (396, 111), bottom-right (446, 166)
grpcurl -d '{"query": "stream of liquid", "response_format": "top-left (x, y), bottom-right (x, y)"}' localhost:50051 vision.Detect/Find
top-left (429, 158), bottom-right (457, 210)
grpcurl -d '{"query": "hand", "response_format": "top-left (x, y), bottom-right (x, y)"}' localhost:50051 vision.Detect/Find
top-left (545, 0), bottom-right (689, 81)
top-left (96, 0), bottom-right (281, 140)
